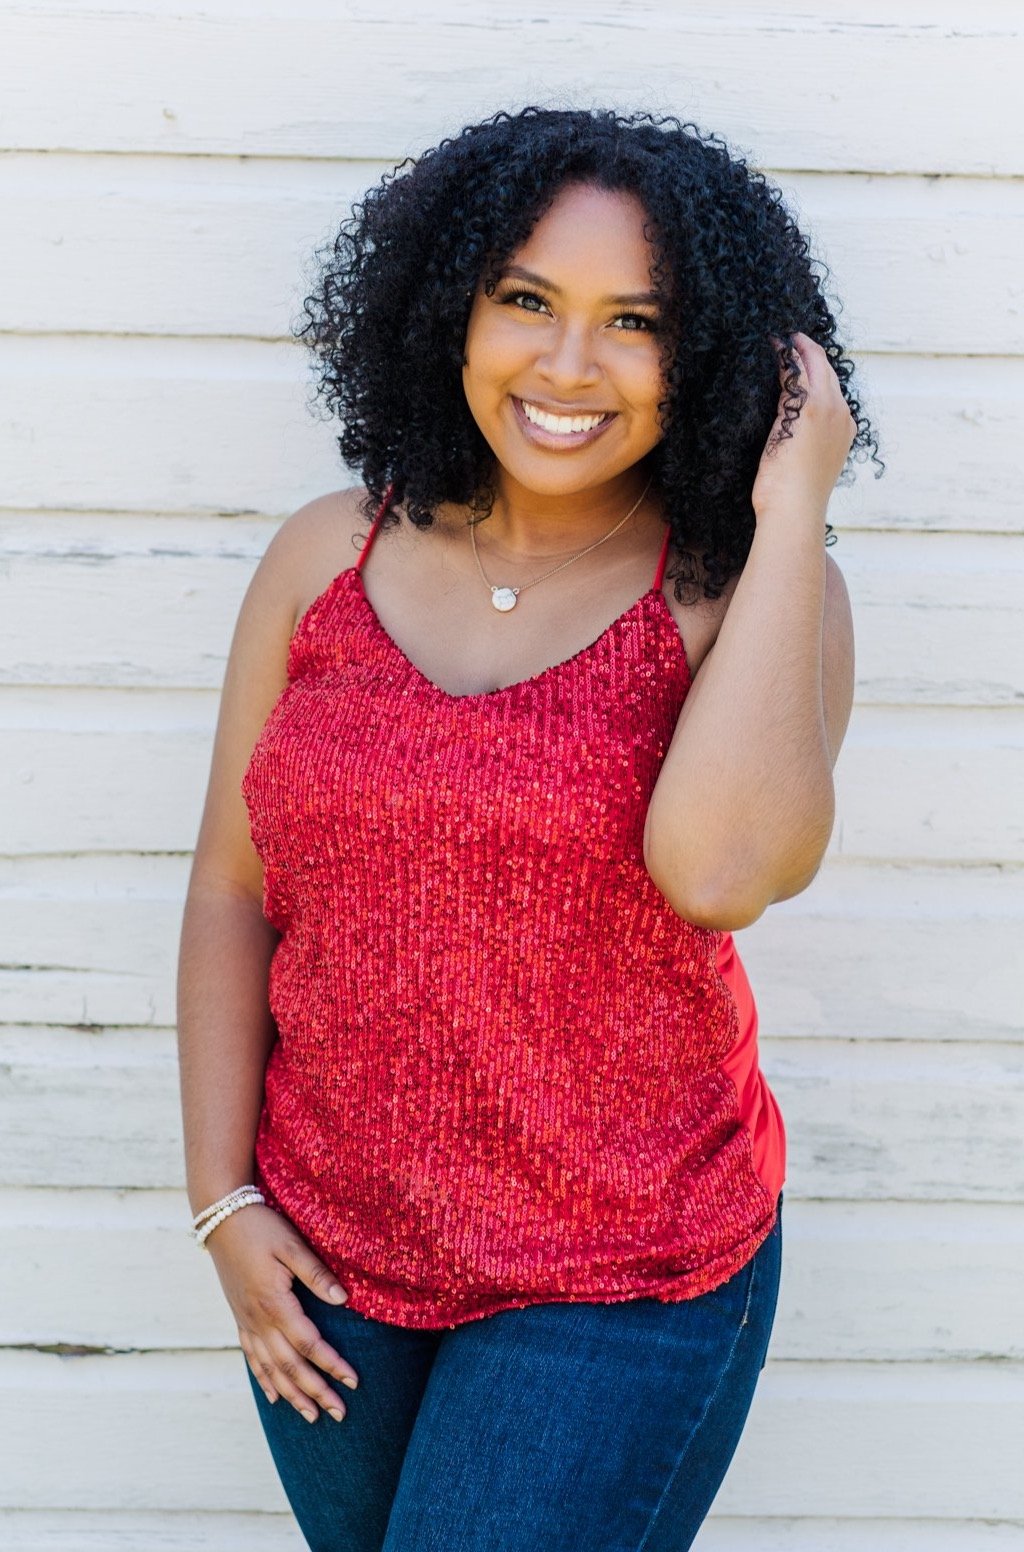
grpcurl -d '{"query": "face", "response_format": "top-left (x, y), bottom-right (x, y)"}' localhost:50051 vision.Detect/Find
top-left (461, 181), bottom-right (669, 503)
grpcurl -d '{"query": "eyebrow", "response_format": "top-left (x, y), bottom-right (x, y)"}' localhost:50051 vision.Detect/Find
top-left (497, 264), bottom-right (663, 307)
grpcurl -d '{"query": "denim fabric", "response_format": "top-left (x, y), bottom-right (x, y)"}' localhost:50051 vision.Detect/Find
top-left (246, 1192), bottom-right (783, 1551)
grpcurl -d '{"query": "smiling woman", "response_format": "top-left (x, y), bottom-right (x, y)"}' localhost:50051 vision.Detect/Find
top-left (462, 184), bottom-right (668, 487)
top-left (177, 104), bottom-right (880, 1552)
top-left (294, 105), bottom-right (880, 600)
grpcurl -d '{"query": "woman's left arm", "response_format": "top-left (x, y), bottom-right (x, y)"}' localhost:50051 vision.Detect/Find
top-left (643, 332), bottom-right (857, 931)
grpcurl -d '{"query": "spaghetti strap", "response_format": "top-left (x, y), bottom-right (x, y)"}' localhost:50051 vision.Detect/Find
top-left (653, 523), bottom-right (671, 591)
top-left (355, 481), bottom-right (396, 572)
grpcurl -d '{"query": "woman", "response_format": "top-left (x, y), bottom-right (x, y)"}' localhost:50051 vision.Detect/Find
top-left (177, 106), bottom-right (878, 1551)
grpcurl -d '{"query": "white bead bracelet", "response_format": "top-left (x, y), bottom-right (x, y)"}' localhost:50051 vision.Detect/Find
top-left (192, 1184), bottom-right (263, 1228)
top-left (191, 1185), bottom-right (265, 1248)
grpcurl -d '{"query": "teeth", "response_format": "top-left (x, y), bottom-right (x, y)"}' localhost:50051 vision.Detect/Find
top-left (520, 399), bottom-right (609, 435)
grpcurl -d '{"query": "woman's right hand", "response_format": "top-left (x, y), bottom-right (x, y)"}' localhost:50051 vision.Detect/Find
top-left (204, 1203), bottom-right (360, 1423)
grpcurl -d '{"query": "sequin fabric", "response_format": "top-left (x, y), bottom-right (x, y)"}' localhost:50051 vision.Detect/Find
top-left (241, 487), bottom-right (785, 1329)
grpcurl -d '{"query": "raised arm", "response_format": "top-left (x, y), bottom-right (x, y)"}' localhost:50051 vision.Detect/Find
top-left (643, 333), bottom-right (857, 930)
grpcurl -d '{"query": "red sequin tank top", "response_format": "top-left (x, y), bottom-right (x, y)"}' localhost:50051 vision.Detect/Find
top-left (241, 486), bottom-right (785, 1328)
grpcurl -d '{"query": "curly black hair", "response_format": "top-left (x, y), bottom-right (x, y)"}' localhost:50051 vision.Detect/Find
top-left (295, 105), bottom-right (883, 602)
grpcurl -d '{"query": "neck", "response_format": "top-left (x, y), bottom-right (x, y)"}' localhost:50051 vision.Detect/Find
top-left (457, 470), bottom-right (658, 562)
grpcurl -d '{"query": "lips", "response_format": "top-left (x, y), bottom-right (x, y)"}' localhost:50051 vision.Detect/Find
top-left (510, 395), bottom-right (618, 449)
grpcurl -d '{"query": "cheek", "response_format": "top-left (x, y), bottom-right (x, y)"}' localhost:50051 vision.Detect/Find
top-left (464, 310), bottom-right (529, 375)
top-left (492, 341), bottom-right (538, 393)
top-left (619, 351), bottom-right (667, 418)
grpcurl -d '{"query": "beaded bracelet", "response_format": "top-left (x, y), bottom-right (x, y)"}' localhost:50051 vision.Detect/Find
top-left (191, 1185), bottom-right (265, 1248)
top-left (192, 1184), bottom-right (263, 1229)
top-left (193, 1191), bottom-right (264, 1247)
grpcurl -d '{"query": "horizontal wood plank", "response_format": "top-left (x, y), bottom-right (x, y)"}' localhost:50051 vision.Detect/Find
top-left (698, 1519), bottom-right (1024, 1551)
top-left (734, 863), bottom-right (1023, 1044)
top-left (2, 5), bottom-right (1021, 176)
top-left (0, 853), bottom-right (184, 1031)
top-left (0, 1349), bottom-right (1018, 1517)
top-left (0, 1029), bottom-right (1019, 1200)
top-left (1, 339), bottom-right (1018, 531)
top-left (3, 518), bottom-right (1021, 707)
top-left (0, 1510), bottom-right (1017, 1552)
top-left (832, 706), bottom-right (1024, 865)
top-left (2, 1191), bottom-right (1018, 1362)
top-left (825, 353), bottom-right (1024, 535)
top-left (0, 336), bottom-right (341, 517)
top-left (769, 170), bottom-right (1024, 357)
top-left (0, 1512), bottom-right (304, 1552)
top-left (837, 531), bottom-right (1024, 708)
top-left (3, 155), bottom-right (1021, 355)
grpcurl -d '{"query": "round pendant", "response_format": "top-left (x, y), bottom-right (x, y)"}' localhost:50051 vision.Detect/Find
top-left (491, 586), bottom-right (519, 612)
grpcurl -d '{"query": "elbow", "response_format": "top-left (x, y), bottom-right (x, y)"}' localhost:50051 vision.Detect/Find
top-left (680, 891), bottom-right (771, 932)
top-left (643, 847), bottom-right (772, 931)
top-left (644, 813), bottom-right (835, 931)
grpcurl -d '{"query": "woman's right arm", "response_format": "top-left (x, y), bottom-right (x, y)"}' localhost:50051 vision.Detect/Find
top-left (175, 490), bottom-right (363, 1423)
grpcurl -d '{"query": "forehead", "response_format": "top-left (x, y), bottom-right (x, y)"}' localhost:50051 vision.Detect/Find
top-left (505, 183), bottom-right (657, 284)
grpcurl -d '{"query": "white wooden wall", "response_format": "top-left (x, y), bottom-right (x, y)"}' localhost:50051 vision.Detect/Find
top-left (1, 3), bottom-right (1022, 1548)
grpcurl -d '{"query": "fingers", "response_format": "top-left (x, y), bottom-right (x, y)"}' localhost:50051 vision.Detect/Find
top-left (239, 1329), bottom-right (280, 1406)
top-left (237, 1287), bottom-right (360, 1426)
top-left (286, 1304), bottom-right (361, 1392)
top-left (219, 1221), bottom-right (361, 1424)
top-left (267, 1324), bottom-right (351, 1423)
top-left (244, 1324), bottom-right (351, 1425)
top-left (797, 334), bottom-right (833, 397)
top-left (772, 331), bottom-right (839, 401)
top-left (280, 1240), bottom-right (349, 1307)
top-left (214, 1215), bottom-right (359, 1424)
top-left (768, 336), bottom-right (808, 412)
top-left (789, 335), bottom-right (856, 439)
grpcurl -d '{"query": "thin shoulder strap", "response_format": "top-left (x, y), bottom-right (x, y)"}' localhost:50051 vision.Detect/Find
top-left (354, 481), bottom-right (396, 572)
top-left (652, 523), bottom-right (671, 591)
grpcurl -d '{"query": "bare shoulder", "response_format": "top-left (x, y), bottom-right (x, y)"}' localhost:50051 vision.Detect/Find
top-left (660, 547), bottom-right (741, 678)
top-left (821, 549), bottom-right (854, 673)
top-left (822, 549), bottom-right (855, 765)
top-left (185, 485), bottom-right (372, 904)
top-left (264, 485), bottom-right (375, 629)
top-left (662, 543), bottom-right (854, 763)
top-left (824, 548), bottom-right (852, 625)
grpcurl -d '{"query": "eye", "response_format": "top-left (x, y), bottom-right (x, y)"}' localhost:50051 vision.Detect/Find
top-left (611, 312), bottom-right (659, 333)
top-left (498, 286), bottom-right (660, 333)
top-left (500, 286), bottom-right (550, 315)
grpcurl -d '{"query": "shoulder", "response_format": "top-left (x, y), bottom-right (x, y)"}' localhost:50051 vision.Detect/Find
top-left (660, 546), bottom-right (740, 678)
top-left (663, 542), bottom-right (854, 762)
top-left (824, 549), bottom-right (852, 628)
top-left (822, 550), bottom-right (855, 765)
top-left (268, 483), bottom-right (372, 570)
top-left (185, 487), bottom-right (371, 905)
top-left (258, 485), bottom-right (376, 631)
top-left (821, 550), bottom-right (854, 674)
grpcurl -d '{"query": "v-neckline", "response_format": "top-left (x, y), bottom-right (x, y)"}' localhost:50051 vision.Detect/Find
top-left (345, 565), bottom-right (689, 704)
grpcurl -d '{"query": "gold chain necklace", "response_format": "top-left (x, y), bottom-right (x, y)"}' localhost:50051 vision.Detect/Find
top-left (469, 476), bottom-right (654, 612)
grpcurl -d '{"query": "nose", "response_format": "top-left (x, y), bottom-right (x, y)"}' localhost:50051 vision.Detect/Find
top-left (535, 322), bottom-right (602, 391)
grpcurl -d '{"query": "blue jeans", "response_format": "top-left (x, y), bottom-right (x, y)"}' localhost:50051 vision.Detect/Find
top-left (246, 1192), bottom-right (783, 1551)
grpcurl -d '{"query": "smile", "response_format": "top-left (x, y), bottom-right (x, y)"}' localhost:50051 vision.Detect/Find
top-left (511, 395), bottom-right (617, 448)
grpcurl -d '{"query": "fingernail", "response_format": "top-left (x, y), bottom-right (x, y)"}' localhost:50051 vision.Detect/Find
top-left (301, 1408), bottom-right (317, 1423)
top-left (328, 1284), bottom-right (347, 1304)
top-left (328, 1407), bottom-right (345, 1423)
top-left (341, 1375), bottom-right (358, 1390)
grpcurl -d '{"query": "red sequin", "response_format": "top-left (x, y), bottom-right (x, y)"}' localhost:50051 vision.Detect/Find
top-left (240, 487), bottom-right (785, 1329)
